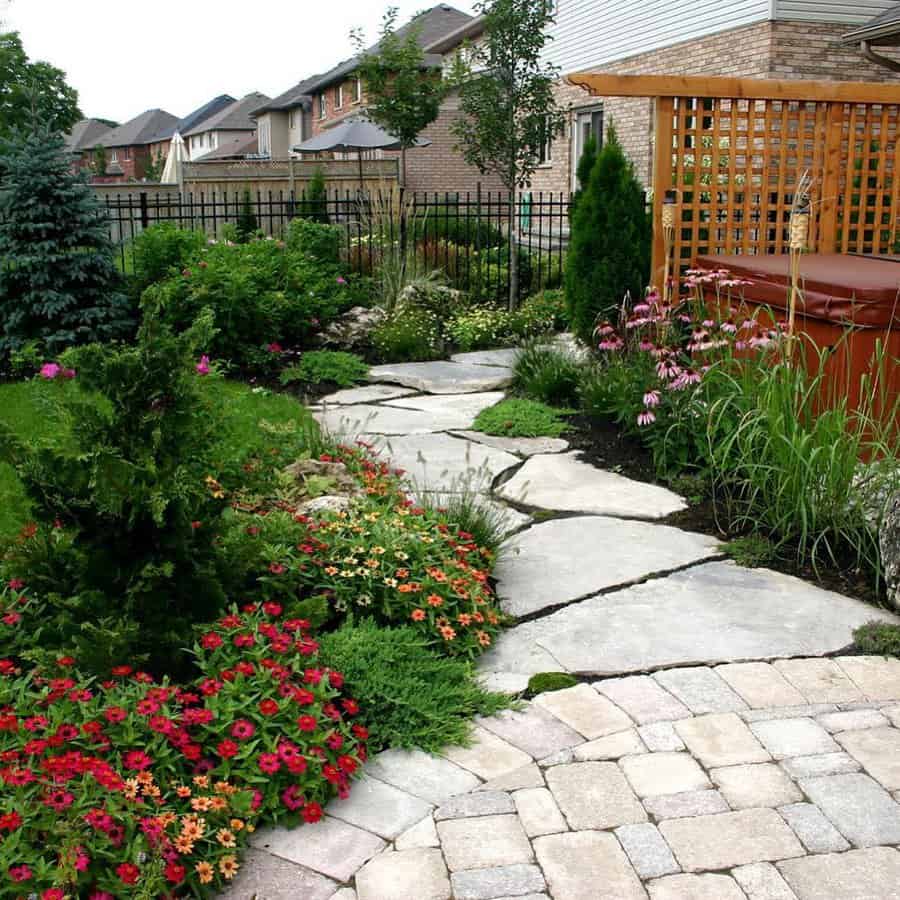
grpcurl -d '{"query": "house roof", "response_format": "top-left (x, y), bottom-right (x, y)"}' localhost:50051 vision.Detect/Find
top-left (194, 132), bottom-right (260, 161)
top-left (96, 109), bottom-right (181, 148)
top-left (177, 95), bottom-right (236, 135)
top-left (843, 1), bottom-right (900, 45)
top-left (64, 118), bottom-right (115, 154)
top-left (252, 76), bottom-right (320, 116)
top-left (182, 92), bottom-right (271, 136)
top-left (423, 13), bottom-right (485, 54)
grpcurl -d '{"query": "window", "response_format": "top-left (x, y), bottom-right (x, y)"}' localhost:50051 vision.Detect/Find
top-left (289, 110), bottom-right (296, 129)
top-left (334, 84), bottom-right (344, 109)
top-left (536, 116), bottom-right (553, 166)
top-left (319, 94), bottom-right (327, 119)
top-left (352, 77), bottom-right (362, 104)
top-left (259, 121), bottom-right (271, 156)
top-left (123, 147), bottom-right (131, 160)
top-left (110, 150), bottom-right (118, 162)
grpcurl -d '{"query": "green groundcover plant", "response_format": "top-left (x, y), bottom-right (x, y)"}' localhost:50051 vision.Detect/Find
top-left (280, 351), bottom-right (369, 389)
top-left (474, 398), bottom-right (572, 438)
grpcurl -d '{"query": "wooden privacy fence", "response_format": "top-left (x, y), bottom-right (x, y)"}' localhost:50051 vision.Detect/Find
top-left (567, 74), bottom-right (900, 283)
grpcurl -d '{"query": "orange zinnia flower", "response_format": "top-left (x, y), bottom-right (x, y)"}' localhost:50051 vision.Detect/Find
top-left (219, 856), bottom-right (240, 879)
top-left (195, 862), bottom-right (214, 884)
top-left (439, 625), bottom-right (457, 641)
top-left (411, 609), bottom-right (426, 621)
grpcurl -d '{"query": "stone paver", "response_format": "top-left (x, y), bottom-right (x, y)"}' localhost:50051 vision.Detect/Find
top-left (648, 873), bottom-right (745, 900)
top-left (574, 728), bottom-right (647, 760)
top-left (437, 815), bottom-right (533, 871)
top-left (533, 683), bottom-right (633, 739)
top-left (435, 792), bottom-right (514, 821)
top-left (366, 749), bottom-right (481, 804)
top-left (615, 823), bottom-right (681, 879)
top-left (711, 763), bottom-right (802, 809)
top-left (716, 663), bottom-right (806, 709)
top-left (654, 667), bottom-right (748, 714)
top-left (778, 847), bottom-right (900, 899)
top-left (450, 864), bottom-right (546, 900)
top-left (217, 849), bottom-right (337, 900)
top-left (836, 655), bottom-right (900, 701)
top-left (837, 726), bottom-right (900, 789)
top-left (356, 849), bottom-right (451, 900)
top-left (731, 862), bottom-right (798, 900)
top-left (452, 430), bottom-right (570, 457)
top-left (750, 718), bottom-right (840, 759)
top-left (596, 676), bottom-right (692, 724)
top-left (660, 808), bottom-right (804, 872)
top-left (326, 775), bottom-right (433, 840)
top-left (320, 383), bottom-right (418, 405)
top-left (774, 659), bottom-right (864, 704)
top-left (368, 360), bottom-right (514, 393)
top-left (817, 708), bottom-right (888, 733)
top-left (513, 788), bottom-right (567, 837)
top-left (777, 802), bottom-right (850, 853)
top-left (621, 752), bottom-right (711, 798)
top-left (675, 713), bottom-right (770, 768)
top-left (780, 752), bottom-right (861, 779)
top-left (477, 764), bottom-right (544, 793)
top-left (643, 789), bottom-right (729, 820)
top-left (395, 815), bottom-right (439, 850)
top-left (441, 726), bottom-right (532, 781)
top-left (638, 722), bottom-right (686, 752)
top-left (546, 762), bottom-right (646, 830)
top-left (534, 831), bottom-right (647, 900)
top-left (478, 706), bottom-right (584, 760)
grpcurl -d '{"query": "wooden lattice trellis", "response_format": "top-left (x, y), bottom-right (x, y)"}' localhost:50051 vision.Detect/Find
top-left (566, 74), bottom-right (900, 282)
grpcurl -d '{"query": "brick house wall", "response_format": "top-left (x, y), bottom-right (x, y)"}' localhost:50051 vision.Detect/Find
top-left (82, 145), bottom-right (152, 183)
top-left (532, 20), bottom-right (900, 193)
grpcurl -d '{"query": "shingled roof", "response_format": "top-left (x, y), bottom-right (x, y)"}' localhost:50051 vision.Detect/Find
top-left (64, 118), bottom-right (115, 154)
top-left (182, 92), bottom-right (270, 137)
top-left (251, 76), bottom-right (320, 116)
top-left (177, 95), bottom-right (236, 135)
top-left (96, 109), bottom-right (180, 148)
top-left (843, 1), bottom-right (900, 45)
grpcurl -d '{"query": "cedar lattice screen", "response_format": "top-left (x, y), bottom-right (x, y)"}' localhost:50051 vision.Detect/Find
top-left (566, 74), bottom-right (900, 282)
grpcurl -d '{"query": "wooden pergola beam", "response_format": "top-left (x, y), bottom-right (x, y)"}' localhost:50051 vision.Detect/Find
top-left (566, 72), bottom-right (900, 104)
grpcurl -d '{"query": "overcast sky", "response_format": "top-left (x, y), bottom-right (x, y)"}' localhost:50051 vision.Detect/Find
top-left (4, 0), bottom-right (479, 123)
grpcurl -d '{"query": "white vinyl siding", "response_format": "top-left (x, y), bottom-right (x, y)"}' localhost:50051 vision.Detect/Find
top-left (544, 0), bottom-right (769, 72)
top-left (774, 0), bottom-right (898, 24)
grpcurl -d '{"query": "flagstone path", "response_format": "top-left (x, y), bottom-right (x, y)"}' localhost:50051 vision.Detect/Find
top-left (227, 346), bottom-right (900, 900)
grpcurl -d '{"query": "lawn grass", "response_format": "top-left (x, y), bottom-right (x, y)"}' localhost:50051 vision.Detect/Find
top-left (0, 378), bottom-right (315, 541)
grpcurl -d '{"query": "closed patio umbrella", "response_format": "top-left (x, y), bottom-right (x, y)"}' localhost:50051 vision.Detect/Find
top-left (160, 132), bottom-right (186, 187)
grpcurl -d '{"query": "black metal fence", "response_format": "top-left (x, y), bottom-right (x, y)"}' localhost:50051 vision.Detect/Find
top-left (100, 188), bottom-right (571, 302)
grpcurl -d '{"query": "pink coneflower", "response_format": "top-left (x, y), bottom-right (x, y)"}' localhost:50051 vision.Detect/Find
top-left (639, 340), bottom-right (656, 352)
top-left (598, 337), bottom-right (624, 351)
top-left (196, 356), bottom-right (211, 376)
top-left (721, 320), bottom-right (737, 334)
top-left (643, 390), bottom-right (661, 408)
top-left (637, 411), bottom-right (656, 427)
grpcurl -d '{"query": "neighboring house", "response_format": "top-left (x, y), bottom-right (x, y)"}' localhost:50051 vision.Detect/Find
top-left (182, 92), bottom-right (270, 162)
top-left (86, 108), bottom-right (180, 182)
top-left (251, 77), bottom-right (319, 159)
top-left (65, 118), bottom-right (116, 172)
top-left (195, 132), bottom-right (260, 161)
top-left (842, 1), bottom-right (900, 71)
top-left (532, 0), bottom-right (900, 193)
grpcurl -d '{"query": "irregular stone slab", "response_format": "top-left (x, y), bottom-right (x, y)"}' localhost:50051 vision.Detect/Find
top-left (332, 890), bottom-right (357, 900)
top-left (648, 873), bottom-right (745, 900)
top-left (435, 791), bottom-right (514, 821)
top-left (643, 790), bottom-right (729, 820)
top-left (716, 663), bottom-right (807, 709)
top-left (675, 713), bottom-right (771, 768)
top-left (251, 817), bottom-right (386, 882)
top-left (356, 848), bottom-right (451, 900)
top-left (778, 847), bottom-right (900, 900)
top-left (615, 823), bottom-right (681, 879)
top-left (774, 659), bottom-right (864, 704)
top-left (495, 517), bottom-right (719, 618)
top-left (575, 728), bottom-right (647, 760)
top-left (836, 727), bottom-right (900, 790)
top-left (750, 718), bottom-right (840, 759)
top-left (327, 775), bottom-right (433, 840)
top-left (450, 348), bottom-right (521, 368)
top-left (477, 764), bottom-right (544, 793)
top-left (533, 683), bottom-right (633, 739)
top-left (534, 831), bottom-right (646, 900)
top-left (621, 752), bottom-right (711, 798)
top-left (368, 361), bottom-right (514, 394)
top-left (513, 787), bottom-right (567, 837)
top-left (478, 706), bottom-right (584, 760)
top-left (836, 655), bottom-right (900, 701)
top-left (742, 703), bottom-right (839, 723)
top-left (395, 815), bottom-right (439, 851)
top-left (496, 452), bottom-right (686, 518)
top-left (319, 384), bottom-right (418, 405)
top-left (441, 726), bottom-right (533, 781)
top-left (639, 722), bottom-right (686, 752)
top-left (731, 862), bottom-right (798, 900)
top-left (437, 814), bottom-right (533, 871)
top-left (546, 762), bottom-right (646, 830)
top-left (710, 763), bottom-right (802, 809)
top-left (595, 676), bottom-right (692, 725)
top-left (217, 849), bottom-right (337, 900)
top-left (777, 802), bottom-right (850, 853)
top-left (660, 808), bottom-right (804, 872)
top-left (798, 772), bottom-right (900, 847)
top-left (365, 749), bottom-right (480, 805)
top-left (654, 668), bottom-right (749, 715)
top-left (373, 433), bottom-right (519, 493)
top-left (477, 620), bottom-right (569, 684)
top-left (451, 864), bottom-right (546, 900)
top-left (452, 431), bottom-right (570, 456)
top-left (780, 752), bottom-right (862, 779)
top-left (817, 708), bottom-right (889, 733)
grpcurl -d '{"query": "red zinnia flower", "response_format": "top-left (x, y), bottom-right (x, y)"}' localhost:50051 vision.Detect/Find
top-left (258, 699), bottom-right (279, 716)
top-left (230, 720), bottom-right (255, 740)
top-left (200, 633), bottom-right (223, 650)
top-left (217, 740), bottom-right (239, 759)
top-left (9, 864), bottom-right (32, 882)
top-left (258, 753), bottom-right (280, 774)
top-left (123, 750), bottom-right (153, 771)
top-left (297, 715), bottom-right (317, 732)
top-left (303, 802), bottom-right (323, 823)
top-left (165, 862), bottom-right (186, 884)
top-left (116, 862), bottom-right (140, 885)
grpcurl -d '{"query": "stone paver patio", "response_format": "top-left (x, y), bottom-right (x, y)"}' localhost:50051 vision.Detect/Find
top-left (225, 347), bottom-right (900, 899)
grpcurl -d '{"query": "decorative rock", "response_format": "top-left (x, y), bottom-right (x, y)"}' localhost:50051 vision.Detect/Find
top-left (319, 384), bottom-right (416, 405)
top-left (574, 728), bottom-right (647, 760)
top-left (780, 751), bottom-right (861, 779)
top-left (365, 749), bottom-right (480, 804)
top-left (774, 659), bottom-right (863, 704)
top-left (643, 790), bottom-right (729, 820)
top-left (777, 802), bottom-right (850, 853)
top-left (513, 787), bottom-right (567, 837)
top-left (441, 726), bottom-right (533, 781)
top-left (638, 722), bottom-right (686, 752)
top-left (716, 663), bottom-right (806, 709)
top-left (659, 808), bottom-right (804, 872)
top-left (615, 823), bottom-right (681, 878)
top-left (621, 752), bottom-right (711, 798)
top-left (319, 305), bottom-right (386, 352)
top-left (477, 764), bottom-right (544, 793)
top-left (496, 452), bottom-right (687, 518)
top-left (297, 495), bottom-right (353, 515)
top-left (595, 675), bottom-right (692, 725)
top-left (367, 361), bottom-right (514, 394)
top-left (648, 873), bottom-right (745, 900)
top-left (434, 791), bottom-right (514, 821)
top-left (496, 517), bottom-right (719, 618)
top-left (477, 706), bottom-right (584, 760)
top-left (450, 864), bottom-right (546, 900)
top-left (817, 708), bottom-right (889, 733)
top-left (836, 655), bottom-right (900, 701)
top-left (216, 850), bottom-right (337, 900)
top-left (778, 847), bottom-right (900, 899)
top-left (452, 431), bottom-right (570, 456)
top-left (545, 762), bottom-right (646, 830)
top-left (450, 348), bottom-right (521, 367)
top-left (654, 668), bottom-right (748, 715)
top-left (675, 713), bottom-right (771, 768)
top-left (326, 776), bottom-right (433, 840)
top-left (836, 727), bottom-right (900, 790)
top-left (710, 763), bottom-right (803, 809)
top-left (798, 772), bottom-right (900, 847)
top-left (356, 848), bottom-right (451, 900)
top-left (395, 815), bottom-right (439, 851)
top-left (251, 817), bottom-right (385, 882)
top-left (879, 490), bottom-right (900, 610)
top-left (749, 718), bottom-right (840, 759)
top-left (534, 831), bottom-right (647, 900)
top-left (533, 683), bottom-right (633, 739)
top-left (437, 815), bottom-right (533, 871)
top-left (731, 862), bottom-right (798, 900)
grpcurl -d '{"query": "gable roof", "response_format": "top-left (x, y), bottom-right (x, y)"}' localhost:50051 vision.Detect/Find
top-left (843, 1), bottom-right (900, 45)
top-left (177, 95), bottom-right (237, 135)
top-left (424, 13), bottom-right (485, 54)
top-left (195, 132), bottom-right (259, 161)
top-left (182, 92), bottom-right (270, 136)
top-left (64, 118), bottom-right (115, 154)
top-left (96, 109), bottom-right (180, 148)
top-left (251, 76), bottom-right (321, 116)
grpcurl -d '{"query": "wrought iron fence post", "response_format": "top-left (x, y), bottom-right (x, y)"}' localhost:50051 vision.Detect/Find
top-left (139, 192), bottom-right (149, 230)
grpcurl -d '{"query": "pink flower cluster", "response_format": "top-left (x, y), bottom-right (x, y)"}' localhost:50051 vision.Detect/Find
top-left (39, 363), bottom-right (76, 381)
